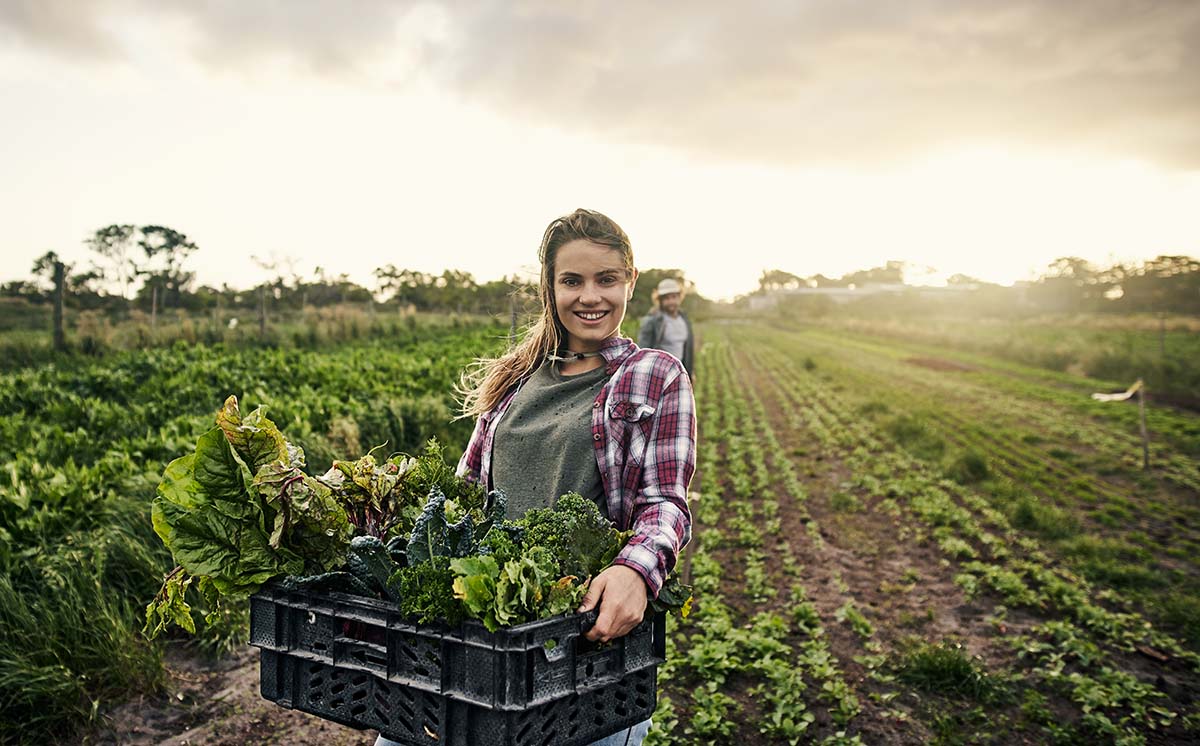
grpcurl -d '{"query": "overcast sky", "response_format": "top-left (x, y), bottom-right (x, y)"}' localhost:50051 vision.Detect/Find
top-left (2, 0), bottom-right (1199, 300)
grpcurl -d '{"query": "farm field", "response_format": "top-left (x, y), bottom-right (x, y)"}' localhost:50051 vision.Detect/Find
top-left (1, 316), bottom-right (1198, 744)
top-left (0, 321), bottom-right (506, 744)
top-left (651, 320), bottom-right (1199, 745)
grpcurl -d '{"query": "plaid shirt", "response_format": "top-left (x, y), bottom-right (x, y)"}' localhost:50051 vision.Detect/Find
top-left (457, 336), bottom-right (695, 597)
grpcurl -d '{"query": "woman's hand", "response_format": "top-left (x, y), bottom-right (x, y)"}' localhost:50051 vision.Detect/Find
top-left (578, 564), bottom-right (649, 642)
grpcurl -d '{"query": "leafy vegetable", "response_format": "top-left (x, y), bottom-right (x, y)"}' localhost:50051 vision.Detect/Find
top-left (146, 398), bottom-right (692, 638)
top-left (326, 440), bottom-right (491, 540)
top-left (145, 397), bottom-right (494, 638)
top-left (390, 556), bottom-right (463, 626)
top-left (396, 491), bottom-right (692, 631)
top-left (519, 493), bottom-right (631, 580)
top-left (345, 535), bottom-right (401, 598)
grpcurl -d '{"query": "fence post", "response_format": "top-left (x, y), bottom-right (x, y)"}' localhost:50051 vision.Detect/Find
top-left (259, 285), bottom-right (268, 339)
top-left (1137, 379), bottom-right (1149, 470)
top-left (52, 261), bottom-right (66, 352)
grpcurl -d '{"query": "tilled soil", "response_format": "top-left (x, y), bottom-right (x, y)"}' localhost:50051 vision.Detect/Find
top-left (89, 647), bottom-right (370, 746)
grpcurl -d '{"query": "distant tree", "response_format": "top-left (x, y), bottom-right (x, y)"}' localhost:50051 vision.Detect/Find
top-left (758, 269), bottom-right (804, 292)
top-left (946, 273), bottom-right (988, 286)
top-left (1031, 256), bottom-right (1108, 311)
top-left (841, 260), bottom-right (905, 288)
top-left (137, 225), bottom-right (198, 309)
top-left (85, 224), bottom-right (139, 300)
top-left (1121, 255), bottom-right (1200, 314)
top-left (806, 273), bottom-right (842, 288)
top-left (0, 280), bottom-right (41, 300)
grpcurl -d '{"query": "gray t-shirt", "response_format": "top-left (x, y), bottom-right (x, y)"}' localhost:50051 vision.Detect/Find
top-left (491, 361), bottom-right (610, 520)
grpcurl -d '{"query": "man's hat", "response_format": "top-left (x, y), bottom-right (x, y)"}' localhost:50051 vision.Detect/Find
top-left (656, 278), bottom-right (683, 295)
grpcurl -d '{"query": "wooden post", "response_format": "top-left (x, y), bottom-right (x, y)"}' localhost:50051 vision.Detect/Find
top-left (1137, 379), bottom-right (1149, 470)
top-left (259, 285), bottom-right (267, 339)
top-left (151, 282), bottom-right (159, 330)
top-left (52, 261), bottom-right (66, 352)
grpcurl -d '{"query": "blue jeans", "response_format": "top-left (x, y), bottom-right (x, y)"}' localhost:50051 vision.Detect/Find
top-left (374, 718), bottom-right (651, 746)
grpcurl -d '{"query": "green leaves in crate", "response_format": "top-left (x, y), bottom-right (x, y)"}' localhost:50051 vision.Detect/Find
top-left (451, 549), bottom-right (585, 631)
top-left (152, 426), bottom-right (306, 597)
top-left (521, 493), bottom-right (631, 581)
top-left (397, 491), bottom-right (689, 631)
top-left (146, 395), bottom-right (355, 637)
top-left (326, 440), bottom-right (490, 540)
top-left (392, 556), bottom-right (463, 625)
top-left (345, 536), bottom-right (400, 597)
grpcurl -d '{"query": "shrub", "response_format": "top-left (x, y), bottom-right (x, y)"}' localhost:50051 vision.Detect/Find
top-left (945, 448), bottom-right (990, 484)
top-left (895, 640), bottom-right (1006, 703)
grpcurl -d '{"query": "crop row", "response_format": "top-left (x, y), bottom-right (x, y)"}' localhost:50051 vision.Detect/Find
top-left (739, 323), bottom-right (1198, 743)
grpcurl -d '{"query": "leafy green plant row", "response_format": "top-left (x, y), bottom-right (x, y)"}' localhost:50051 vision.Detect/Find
top-left (754, 327), bottom-right (1200, 646)
top-left (797, 327), bottom-right (1200, 491)
top-left (744, 326), bottom-right (1199, 743)
top-left (669, 335), bottom-right (867, 744)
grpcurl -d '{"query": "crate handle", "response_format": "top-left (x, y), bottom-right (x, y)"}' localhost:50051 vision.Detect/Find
top-left (541, 609), bottom-right (599, 663)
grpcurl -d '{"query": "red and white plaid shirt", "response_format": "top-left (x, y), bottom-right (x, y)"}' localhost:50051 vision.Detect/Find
top-left (457, 336), bottom-right (695, 597)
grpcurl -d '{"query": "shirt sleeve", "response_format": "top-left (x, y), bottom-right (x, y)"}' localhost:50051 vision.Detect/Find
top-left (456, 413), bottom-right (488, 482)
top-left (612, 366), bottom-right (696, 597)
top-left (636, 316), bottom-right (655, 349)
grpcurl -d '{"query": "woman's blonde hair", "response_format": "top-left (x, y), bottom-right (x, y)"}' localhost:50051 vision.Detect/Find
top-left (457, 209), bottom-right (634, 418)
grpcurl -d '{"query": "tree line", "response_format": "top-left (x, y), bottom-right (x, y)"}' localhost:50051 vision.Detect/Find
top-left (4, 224), bottom-right (532, 317)
top-left (3, 225), bottom-right (711, 322)
top-left (754, 255), bottom-right (1200, 315)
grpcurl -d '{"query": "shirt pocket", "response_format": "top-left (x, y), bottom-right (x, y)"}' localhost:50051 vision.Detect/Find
top-left (608, 399), bottom-right (656, 423)
top-left (608, 399), bottom-right (656, 465)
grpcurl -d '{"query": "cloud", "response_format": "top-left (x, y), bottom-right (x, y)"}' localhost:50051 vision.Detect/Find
top-left (3, 0), bottom-right (1199, 167)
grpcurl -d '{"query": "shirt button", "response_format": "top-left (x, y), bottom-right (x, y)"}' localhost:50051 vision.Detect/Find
top-left (593, 432), bottom-right (601, 441)
top-left (593, 401), bottom-right (600, 409)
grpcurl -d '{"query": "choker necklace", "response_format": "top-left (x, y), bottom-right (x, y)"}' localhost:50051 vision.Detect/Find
top-left (547, 350), bottom-right (605, 362)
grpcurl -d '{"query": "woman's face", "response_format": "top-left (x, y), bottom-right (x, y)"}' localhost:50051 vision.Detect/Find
top-left (553, 239), bottom-right (637, 352)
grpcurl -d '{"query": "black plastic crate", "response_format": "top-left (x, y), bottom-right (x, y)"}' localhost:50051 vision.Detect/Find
top-left (250, 583), bottom-right (665, 711)
top-left (260, 648), bottom-right (656, 746)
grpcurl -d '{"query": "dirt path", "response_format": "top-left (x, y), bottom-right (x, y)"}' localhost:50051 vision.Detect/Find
top-left (89, 647), bottom-right (371, 746)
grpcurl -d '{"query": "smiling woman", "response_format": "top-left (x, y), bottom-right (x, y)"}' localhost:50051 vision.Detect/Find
top-left (553, 238), bottom-right (638, 359)
top-left (375, 209), bottom-right (698, 746)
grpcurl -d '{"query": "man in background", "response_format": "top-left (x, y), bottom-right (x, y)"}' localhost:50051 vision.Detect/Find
top-left (638, 277), bottom-right (695, 380)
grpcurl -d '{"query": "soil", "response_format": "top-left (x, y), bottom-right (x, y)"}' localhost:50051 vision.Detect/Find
top-left (87, 647), bottom-right (370, 746)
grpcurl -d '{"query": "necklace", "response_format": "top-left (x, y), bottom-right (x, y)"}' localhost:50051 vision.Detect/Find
top-left (547, 349), bottom-right (605, 362)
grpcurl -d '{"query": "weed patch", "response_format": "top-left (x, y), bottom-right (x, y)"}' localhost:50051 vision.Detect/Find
top-left (895, 640), bottom-right (1008, 704)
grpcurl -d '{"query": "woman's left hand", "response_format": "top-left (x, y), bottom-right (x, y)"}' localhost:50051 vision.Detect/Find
top-left (578, 564), bottom-right (649, 643)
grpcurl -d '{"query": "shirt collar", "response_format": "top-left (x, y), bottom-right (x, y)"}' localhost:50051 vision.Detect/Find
top-left (599, 335), bottom-right (635, 373)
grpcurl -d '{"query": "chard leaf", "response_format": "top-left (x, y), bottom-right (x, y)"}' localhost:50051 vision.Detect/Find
top-left (215, 395), bottom-right (291, 477)
top-left (192, 427), bottom-right (257, 523)
top-left (254, 462), bottom-right (351, 571)
top-left (143, 569), bottom-right (195, 638)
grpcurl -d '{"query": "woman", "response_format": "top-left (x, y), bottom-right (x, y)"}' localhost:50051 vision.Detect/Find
top-left (378, 208), bottom-right (694, 746)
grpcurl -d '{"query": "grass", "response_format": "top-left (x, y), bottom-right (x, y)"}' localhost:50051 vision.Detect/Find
top-left (945, 448), bottom-right (991, 484)
top-left (884, 414), bottom-right (947, 462)
top-left (1007, 495), bottom-right (1081, 541)
top-left (0, 499), bottom-right (168, 739)
top-left (895, 640), bottom-right (1008, 704)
